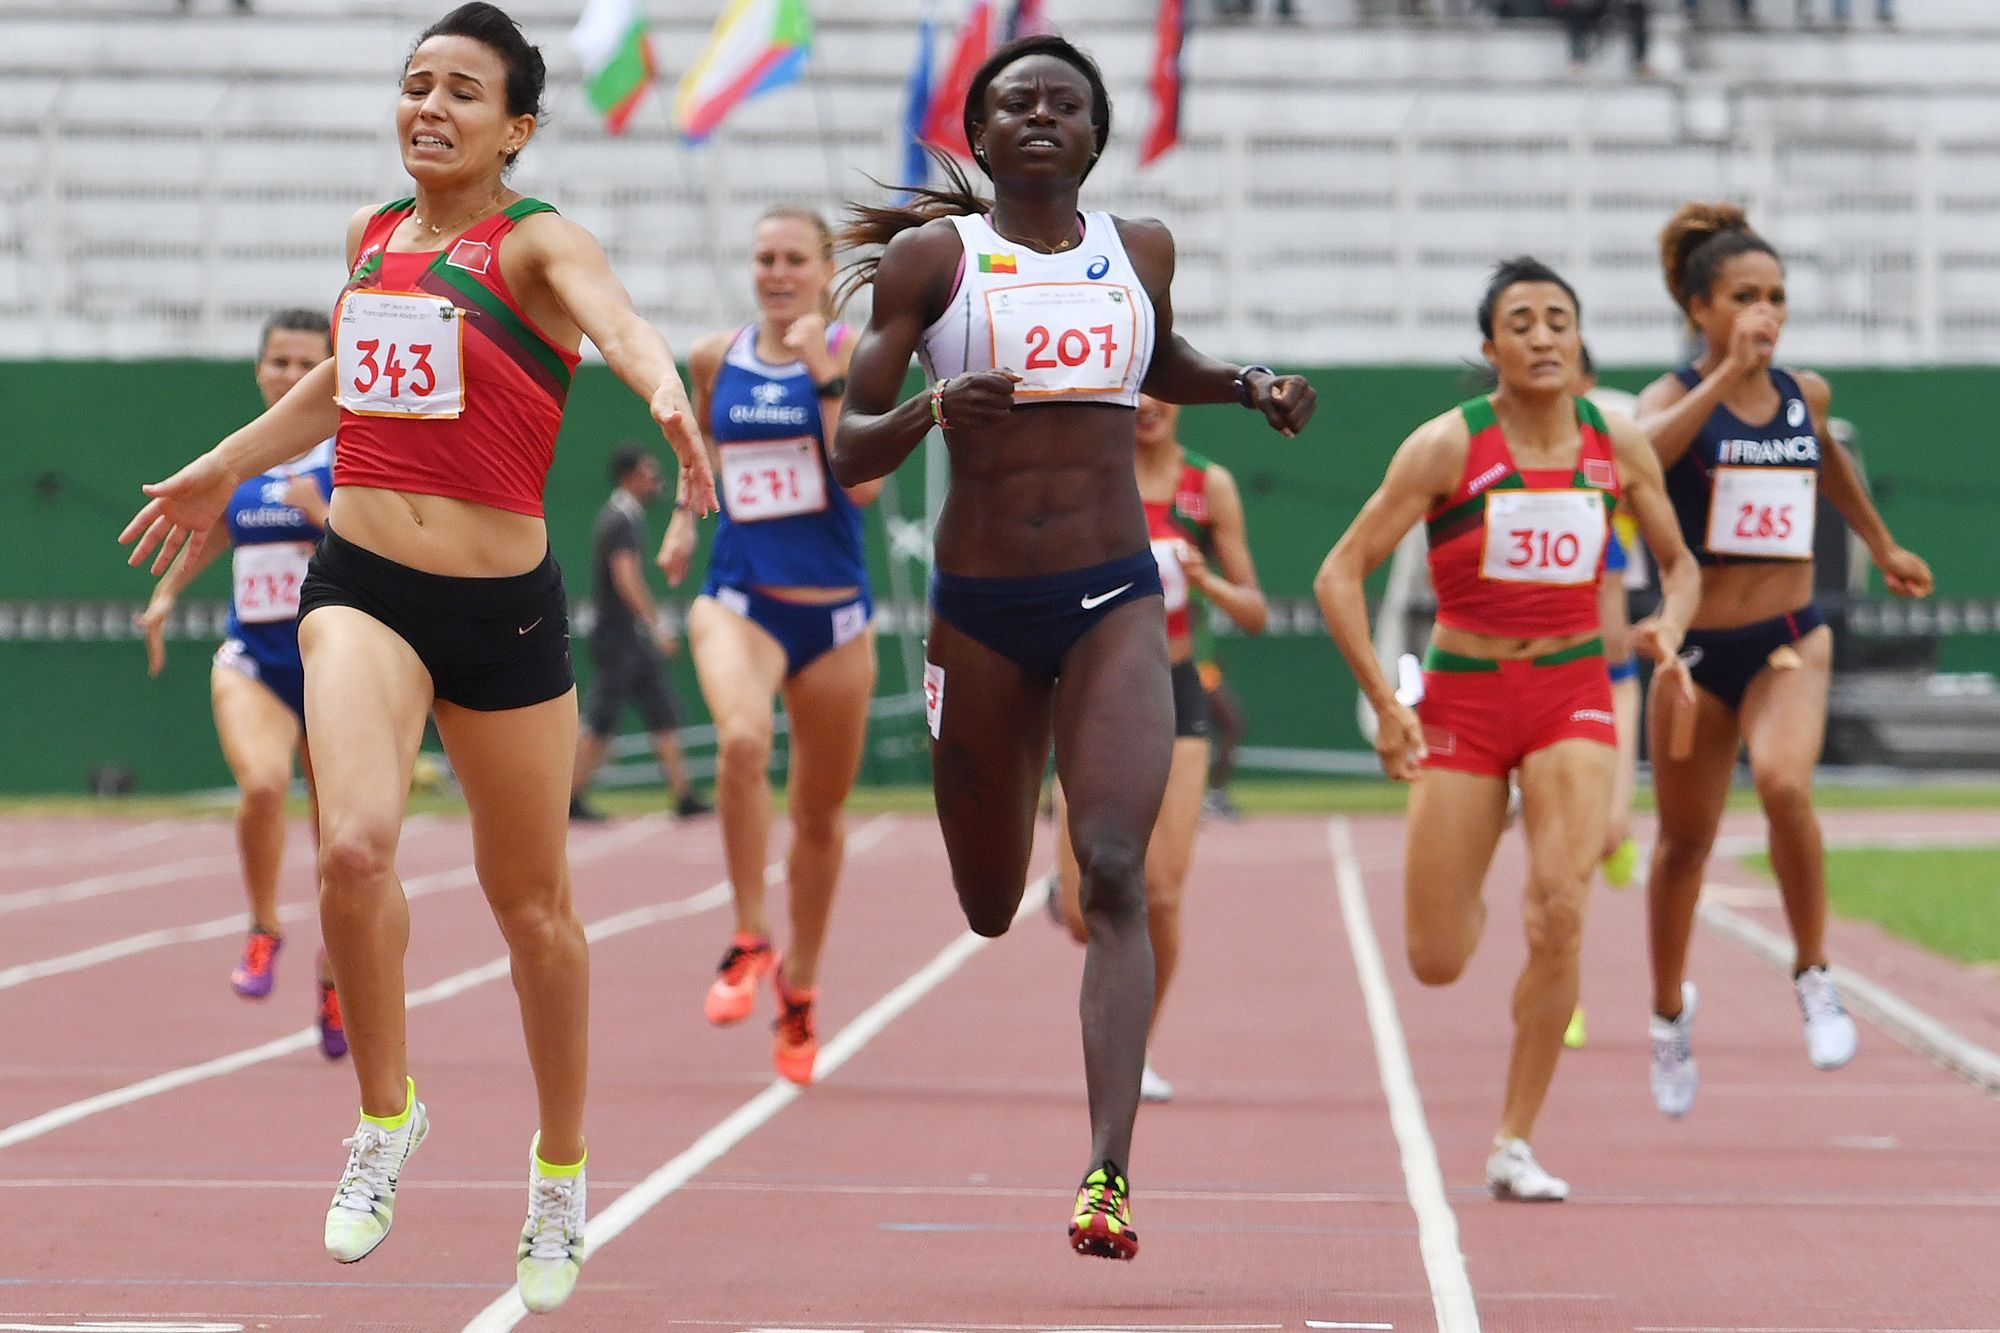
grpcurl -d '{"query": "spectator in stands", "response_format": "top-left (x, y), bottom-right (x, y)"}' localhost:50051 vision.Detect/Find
top-left (1685, 0), bottom-right (1754, 23)
top-left (177, 0), bottom-right (252, 12)
top-left (1215, 0), bottom-right (1300, 18)
top-left (1798, 0), bottom-right (1892, 23)
top-left (569, 444), bottom-right (708, 823)
top-left (1558, 1), bottom-right (1654, 77)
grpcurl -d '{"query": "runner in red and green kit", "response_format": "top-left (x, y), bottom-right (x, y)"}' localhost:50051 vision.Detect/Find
top-left (1316, 257), bottom-right (1700, 1202)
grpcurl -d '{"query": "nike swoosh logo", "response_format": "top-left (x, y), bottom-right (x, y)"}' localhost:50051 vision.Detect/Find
top-left (1079, 583), bottom-right (1133, 611)
top-left (517, 618), bottom-right (543, 635)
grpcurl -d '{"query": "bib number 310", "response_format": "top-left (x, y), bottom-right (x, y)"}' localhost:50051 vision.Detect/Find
top-left (1480, 490), bottom-right (1607, 586)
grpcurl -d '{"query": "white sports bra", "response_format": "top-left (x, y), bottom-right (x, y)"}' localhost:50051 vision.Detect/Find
top-left (918, 211), bottom-right (1156, 409)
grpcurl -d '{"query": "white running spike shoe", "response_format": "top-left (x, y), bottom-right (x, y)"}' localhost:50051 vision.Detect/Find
top-left (325, 1081), bottom-right (428, 1264)
top-left (1649, 981), bottom-right (1699, 1119)
top-left (1795, 966), bottom-right (1858, 1070)
top-left (1485, 1138), bottom-right (1569, 1201)
top-left (1139, 1062), bottom-right (1175, 1103)
top-left (516, 1134), bottom-right (588, 1315)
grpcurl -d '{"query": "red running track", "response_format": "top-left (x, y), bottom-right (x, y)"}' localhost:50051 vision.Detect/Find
top-left (1, 807), bottom-right (1996, 1332)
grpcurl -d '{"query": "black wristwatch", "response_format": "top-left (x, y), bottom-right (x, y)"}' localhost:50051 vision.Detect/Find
top-left (813, 374), bottom-right (848, 398)
top-left (1234, 365), bottom-right (1274, 408)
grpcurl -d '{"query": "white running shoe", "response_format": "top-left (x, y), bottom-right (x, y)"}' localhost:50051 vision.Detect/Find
top-left (325, 1079), bottom-right (428, 1264)
top-left (1139, 1062), bottom-right (1175, 1103)
top-left (1649, 981), bottom-right (1699, 1119)
top-left (516, 1133), bottom-right (588, 1315)
top-left (1485, 1138), bottom-right (1569, 1201)
top-left (1795, 966), bottom-right (1858, 1071)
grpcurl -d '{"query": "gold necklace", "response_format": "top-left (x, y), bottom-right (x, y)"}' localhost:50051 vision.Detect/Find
top-left (411, 188), bottom-right (504, 238)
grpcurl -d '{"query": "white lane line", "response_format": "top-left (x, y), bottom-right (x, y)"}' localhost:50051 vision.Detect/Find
top-left (0, 1323), bottom-right (246, 1332)
top-left (0, 857), bottom-right (243, 917)
top-left (0, 817), bottom-right (445, 917)
top-left (1697, 893), bottom-right (2000, 1096)
top-left (458, 869), bottom-right (1049, 1333)
top-left (0, 817), bottom-right (661, 993)
top-left (0, 817), bottom-right (892, 1153)
top-left (1328, 818), bottom-right (1480, 1333)
top-left (0, 819), bottom-right (181, 871)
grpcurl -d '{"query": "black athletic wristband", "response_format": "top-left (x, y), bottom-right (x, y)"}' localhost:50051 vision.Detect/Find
top-left (1234, 365), bottom-right (1274, 409)
top-left (813, 374), bottom-right (848, 398)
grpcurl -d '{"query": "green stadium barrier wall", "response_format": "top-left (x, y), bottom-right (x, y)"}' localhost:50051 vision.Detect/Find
top-left (2, 360), bottom-right (1994, 794)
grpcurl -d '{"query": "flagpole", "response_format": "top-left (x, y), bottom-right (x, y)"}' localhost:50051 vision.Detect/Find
top-left (652, 90), bottom-right (733, 325)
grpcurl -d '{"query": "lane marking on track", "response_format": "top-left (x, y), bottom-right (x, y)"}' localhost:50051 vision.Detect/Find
top-left (1307, 1323), bottom-right (1396, 1331)
top-left (0, 816), bottom-right (440, 918)
top-left (0, 816), bottom-right (660, 993)
top-left (0, 1323), bottom-right (245, 1332)
top-left (1328, 818), bottom-right (1480, 1333)
top-left (0, 820), bottom-right (181, 872)
top-left (458, 869), bottom-right (1051, 1333)
top-left (1698, 891), bottom-right (2000, 1096)
top-left (0, 817), bottom-right (892, 1153)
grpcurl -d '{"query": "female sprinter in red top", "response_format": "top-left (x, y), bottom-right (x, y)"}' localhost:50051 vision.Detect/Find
top-left (657, 205), bottom-right (880, 1087)
top-left (1635, 204), bottom-right (1931, 1118)
top-left (1316, 258), bottom-right (1698, 1200)
top-left (1048, 394), bottom-right (1268, 1103)
top-left (834, 36), bottom-right (1313, 1259)
top-left (121, 4), bottom-right (714, 1313)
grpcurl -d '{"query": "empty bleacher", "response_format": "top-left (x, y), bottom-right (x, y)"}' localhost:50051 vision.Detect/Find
top-left (7, 0), bottom-right (2000, 363)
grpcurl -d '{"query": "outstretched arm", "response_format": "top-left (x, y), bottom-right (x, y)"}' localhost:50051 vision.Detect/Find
top-left (1122, 218), bottom-right (1315, 437)
top-left (530, 215), bottom-right (716, 516)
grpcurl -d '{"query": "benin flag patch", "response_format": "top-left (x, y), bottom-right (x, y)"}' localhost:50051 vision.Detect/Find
top-left (978, 253), bottom-right (1017, 274)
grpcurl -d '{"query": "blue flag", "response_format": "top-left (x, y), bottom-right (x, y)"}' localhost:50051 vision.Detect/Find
top-left (900, 0), bottom-right (937, 196)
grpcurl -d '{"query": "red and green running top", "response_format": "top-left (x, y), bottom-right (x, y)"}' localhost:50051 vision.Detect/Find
top-left (1424, 395), bottom-right (1622, 640)
top-left (332, 197), bottom-right (582, 519)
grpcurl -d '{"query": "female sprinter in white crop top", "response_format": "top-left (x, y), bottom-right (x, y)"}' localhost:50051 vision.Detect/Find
top-left (832, 35), bottom-right (1314, 1264)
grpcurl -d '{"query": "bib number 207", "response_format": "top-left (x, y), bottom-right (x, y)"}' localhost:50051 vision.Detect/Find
top-left (1023, 323), bottom-right (1119, 370)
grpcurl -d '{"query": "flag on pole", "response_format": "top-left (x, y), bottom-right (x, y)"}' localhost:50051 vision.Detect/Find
top-left (1004, 0), bottom-right (1057, 40)
top-left (673, 0), bottom-right (815, 144)
top-left (920, 1), bottom-right (992, 159)
top-left (569, 0), bottom-right (657, 136)
top-left (1138, 0), bottom-right (1184, 167)
top-left (901, 0), bottom-right (939, 192)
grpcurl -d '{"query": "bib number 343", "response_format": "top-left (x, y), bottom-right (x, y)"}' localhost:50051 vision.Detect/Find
top-left (337, 290), bottom-right (466, 419)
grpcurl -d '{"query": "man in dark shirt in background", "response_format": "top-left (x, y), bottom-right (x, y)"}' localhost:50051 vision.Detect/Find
top-left (571, 445), bottom-right (711, 821)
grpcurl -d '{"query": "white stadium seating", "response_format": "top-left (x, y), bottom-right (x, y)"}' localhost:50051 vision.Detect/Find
top-left (6, 0), bottom-right (2000, 362)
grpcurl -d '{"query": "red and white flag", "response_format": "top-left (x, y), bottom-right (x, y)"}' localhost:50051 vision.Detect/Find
top-left (1139, 0), bottom-right (1185, 168)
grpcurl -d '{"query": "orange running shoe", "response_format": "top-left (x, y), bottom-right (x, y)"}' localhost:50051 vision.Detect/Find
top-left (704, 933), bottom-right (776, 1026)
top-left (771, 971), bottom-right (818, 1085)
top-left (1069, 1161), bottom-right (1138, 1260)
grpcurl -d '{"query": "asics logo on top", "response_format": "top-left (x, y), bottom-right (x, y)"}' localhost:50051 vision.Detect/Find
top-left (1787, 398), bottom-right (1808, 428)
top-left (1080, 584), bottom-right (1133, 610)
top-left (1086, 255), bottom-right (1111, 280)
